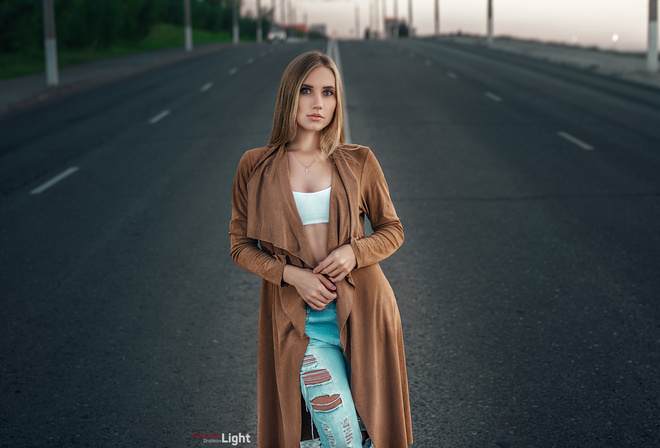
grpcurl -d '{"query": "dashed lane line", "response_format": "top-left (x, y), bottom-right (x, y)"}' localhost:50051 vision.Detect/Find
top-left (200, 82), bottom-right (213, 92)
top-left (149, 110), bottom-right (170, 124)
top-left (447, 72), bottom-right (458, 79)
top-left (485, 92), bottom-right (503, 102)
top-left (558, 131), bottom-right (594, 150)
top-left (30, 167), bottom-right (80, 195)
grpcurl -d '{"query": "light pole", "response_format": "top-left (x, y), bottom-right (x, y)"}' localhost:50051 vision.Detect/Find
top-left (408, 0), bottom-right (413, 37)
top-left (487, 0), bottom-right (493, 44)
top-left (375, 0), bottom-right (380, 38)
top-left (42, 0), bottom-right (59, 86)
top-left (355, 5), bottom-right (360, 38)
top-left (257, 0), bottom-right (262, 43)
top-left (382, 0), bottom-right (387, 38)
top-left (184, 0), bottom-right (193, 51)
top-left (232, 0), bottom-right (239, 43)
top-left (649, 0), bottom-right (659, 72)
top-left (434, 0), bottom-right (439, 37)
top-left (393, 0), bottom-right (399, 38)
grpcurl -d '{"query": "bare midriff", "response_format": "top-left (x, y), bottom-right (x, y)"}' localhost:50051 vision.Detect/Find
top-left (304, 223), bottom-right (330, 266)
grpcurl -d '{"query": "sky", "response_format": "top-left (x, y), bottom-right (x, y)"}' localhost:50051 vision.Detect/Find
top-left (245, 0), bottom-right (652, 51)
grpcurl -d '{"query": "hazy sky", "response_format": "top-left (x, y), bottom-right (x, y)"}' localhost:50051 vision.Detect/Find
top-left (246, 0), bottom-right (651, 51)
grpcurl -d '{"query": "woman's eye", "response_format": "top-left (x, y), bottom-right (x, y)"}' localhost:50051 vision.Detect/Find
top-left (324, 90), bottom-right (334, 96)
top-left (301, 88), bottom-right (311, 94)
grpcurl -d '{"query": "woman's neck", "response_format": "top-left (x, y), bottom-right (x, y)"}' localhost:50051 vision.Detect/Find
top-left (288, 128), bottom-right (321, 154)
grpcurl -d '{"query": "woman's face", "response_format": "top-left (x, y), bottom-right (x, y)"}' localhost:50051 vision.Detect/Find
top-left (296, 66), bottom-right (337, 134)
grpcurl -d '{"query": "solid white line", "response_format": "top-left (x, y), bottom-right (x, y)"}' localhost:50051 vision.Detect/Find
top-left (485, 92), bottom-right (502, 102)
top-left (247, 57), bottom-right (255, 64)
top-left (149, 110), bottom-right (170, 124)
top-left (229, 68), bottom-right (238, 75)
top-left (447, 71), bottom-right (458, 79)
top-left (200, 82), bottom-right (213, 92)
top-left (30, 167), bottom-right (80, 195)
top-left (558, 131), bottom-right (594, 150)
top-left (328, 39), bottom-right (352, 144)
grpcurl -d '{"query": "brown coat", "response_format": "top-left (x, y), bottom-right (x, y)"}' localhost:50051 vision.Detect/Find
top-left (229, 144), bottom-right (413, 447)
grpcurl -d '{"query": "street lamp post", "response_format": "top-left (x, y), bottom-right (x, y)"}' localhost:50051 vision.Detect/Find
top-left (233, 0), bottom-right (239, 43)
top-left (649, 0), bottom-right (659, 72)
top-left (408, 0), bottom-right (413, 37)
top-left (42, 0), bottom-right (59, 86)
top-left (184, 0), bottom-right (193, 51)
top-left (434, 0), bottom-right (439, 37)
top-left (393, 0), bottom-right (399, 38)
top-left (487, 0), bottom-right (493, 44)
top-left (257, 0), bottom-right (262, 43)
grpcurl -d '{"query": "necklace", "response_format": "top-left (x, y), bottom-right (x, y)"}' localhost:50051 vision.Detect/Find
top-left (288, 147), bottom-right (318, 174)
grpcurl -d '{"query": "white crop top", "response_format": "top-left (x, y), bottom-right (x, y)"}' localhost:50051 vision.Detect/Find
top-left (292, 186), bottom-right (331, 225)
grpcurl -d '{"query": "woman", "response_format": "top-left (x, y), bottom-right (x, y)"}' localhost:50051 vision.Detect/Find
top-left (229, 50), bottom-right (413, 448)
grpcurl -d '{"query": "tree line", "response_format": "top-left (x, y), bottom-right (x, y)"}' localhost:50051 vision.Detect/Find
top-left (0, 0), bottom-right (271, 53)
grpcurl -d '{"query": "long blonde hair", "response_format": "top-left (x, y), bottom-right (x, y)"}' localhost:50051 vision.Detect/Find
top-left (269, 51), bottom-right (345, 158)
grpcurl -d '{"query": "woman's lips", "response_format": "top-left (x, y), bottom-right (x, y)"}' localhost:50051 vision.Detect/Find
top-left (308, 114), bottom-right (323, 121)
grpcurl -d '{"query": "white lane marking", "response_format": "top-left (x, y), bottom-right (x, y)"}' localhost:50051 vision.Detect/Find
top-left (200, 82), bottom-right (213, 92)
top-left (558, 131), bottom-right (594, 150)
top-left (328, 39), bottom-right (352, 144)
top-left (447, 71), bottom-right (458, 79)
top-left (149, 110), bottom-right (170, 124)
top-left (30, 166), bottom-right (80, 195)
top-left (247, 57), bottom-right (255, 64)
top-left (229, 67), bottom-right (238, 75)
top-left (485, 92), bottom-right (502, 102)
top-left (425, 60), bottom-right (432, 66)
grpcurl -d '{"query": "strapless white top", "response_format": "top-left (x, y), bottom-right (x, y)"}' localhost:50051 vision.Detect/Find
top-left (292, 186), bottom-right (331, 225)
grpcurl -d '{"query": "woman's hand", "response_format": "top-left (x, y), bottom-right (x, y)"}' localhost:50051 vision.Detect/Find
top-left (313, 244), bottom-right (357, 283)
top-left (283, 265), bottom-right (337, 310)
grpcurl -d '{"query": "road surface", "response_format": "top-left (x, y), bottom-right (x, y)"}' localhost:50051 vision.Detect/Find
top-left (1, 39), bottom-right (659, 447)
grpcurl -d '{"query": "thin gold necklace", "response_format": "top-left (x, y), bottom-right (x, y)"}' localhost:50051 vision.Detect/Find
top-left (288, 147), bottom-right (318, 174)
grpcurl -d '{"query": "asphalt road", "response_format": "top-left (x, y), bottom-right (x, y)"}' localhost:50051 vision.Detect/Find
top-left (1, 39), bottom-right (659, 447)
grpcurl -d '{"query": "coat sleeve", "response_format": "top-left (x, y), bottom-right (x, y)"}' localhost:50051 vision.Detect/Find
top-left (350, 148), bottom-right (404, 268)
top-left (229, 150), bottom-right (287, 286)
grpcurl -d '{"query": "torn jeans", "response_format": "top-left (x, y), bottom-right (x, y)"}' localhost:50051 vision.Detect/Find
top-left (300, 300), bottom-right (362, 448)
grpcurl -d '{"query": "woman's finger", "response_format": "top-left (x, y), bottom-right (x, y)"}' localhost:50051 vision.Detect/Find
top-left (329, 272), bottom-right (347, 283)
top-left (317, 274), bottom-right (337, 291)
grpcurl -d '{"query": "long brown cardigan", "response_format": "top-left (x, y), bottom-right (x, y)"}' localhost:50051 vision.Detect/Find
top-left (229, 143), bottom-right (413, 447)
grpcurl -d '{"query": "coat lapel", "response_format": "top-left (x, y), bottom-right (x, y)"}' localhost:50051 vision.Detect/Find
top-left (329, 148), bottom-right (362, 337)
top-left (246, 145), bottom-right (317, 269)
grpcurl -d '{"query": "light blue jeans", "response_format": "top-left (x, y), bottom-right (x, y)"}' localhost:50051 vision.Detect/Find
top-left (300, 300), bottom-right (364, 448)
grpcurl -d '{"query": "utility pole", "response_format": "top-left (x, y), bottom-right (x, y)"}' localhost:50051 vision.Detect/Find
top-left (408, 0), bottom-right (413, 37)
top-left (382, 0), bottom-right (387, 38)
top-left (256, 0), bottom-right (262, 43)
top-left (355, 5), bottom-right (360, 38)
top-left (487, 0), bottom-right (493, 44)
top-left (649, 0), bottom-right (659, 72)
top-left (233, 0), bottom-right (239, 43)
top-left (42, 0), bottom-right (59, 86)
top-left (434, 0), bottom-right (439, 37)
top-left (393, 0), bottom-right (399, 38)
top-left (272, 0), bottom-right (276, 26)
top-left (374, 0), bottom-right (380, 38)
top-left (184, 0), bottom-right (193, 51)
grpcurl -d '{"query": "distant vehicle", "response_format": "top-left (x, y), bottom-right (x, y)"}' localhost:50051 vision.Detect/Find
top-left (268, 29), bottom-right (287, 43)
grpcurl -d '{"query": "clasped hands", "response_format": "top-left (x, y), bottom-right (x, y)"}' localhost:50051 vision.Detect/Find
top-left (282, 244), bottom-right (356, 311)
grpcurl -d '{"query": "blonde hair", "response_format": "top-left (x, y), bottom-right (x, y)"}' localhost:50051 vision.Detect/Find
top-left (269, 51), bottom-right (345, 158)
